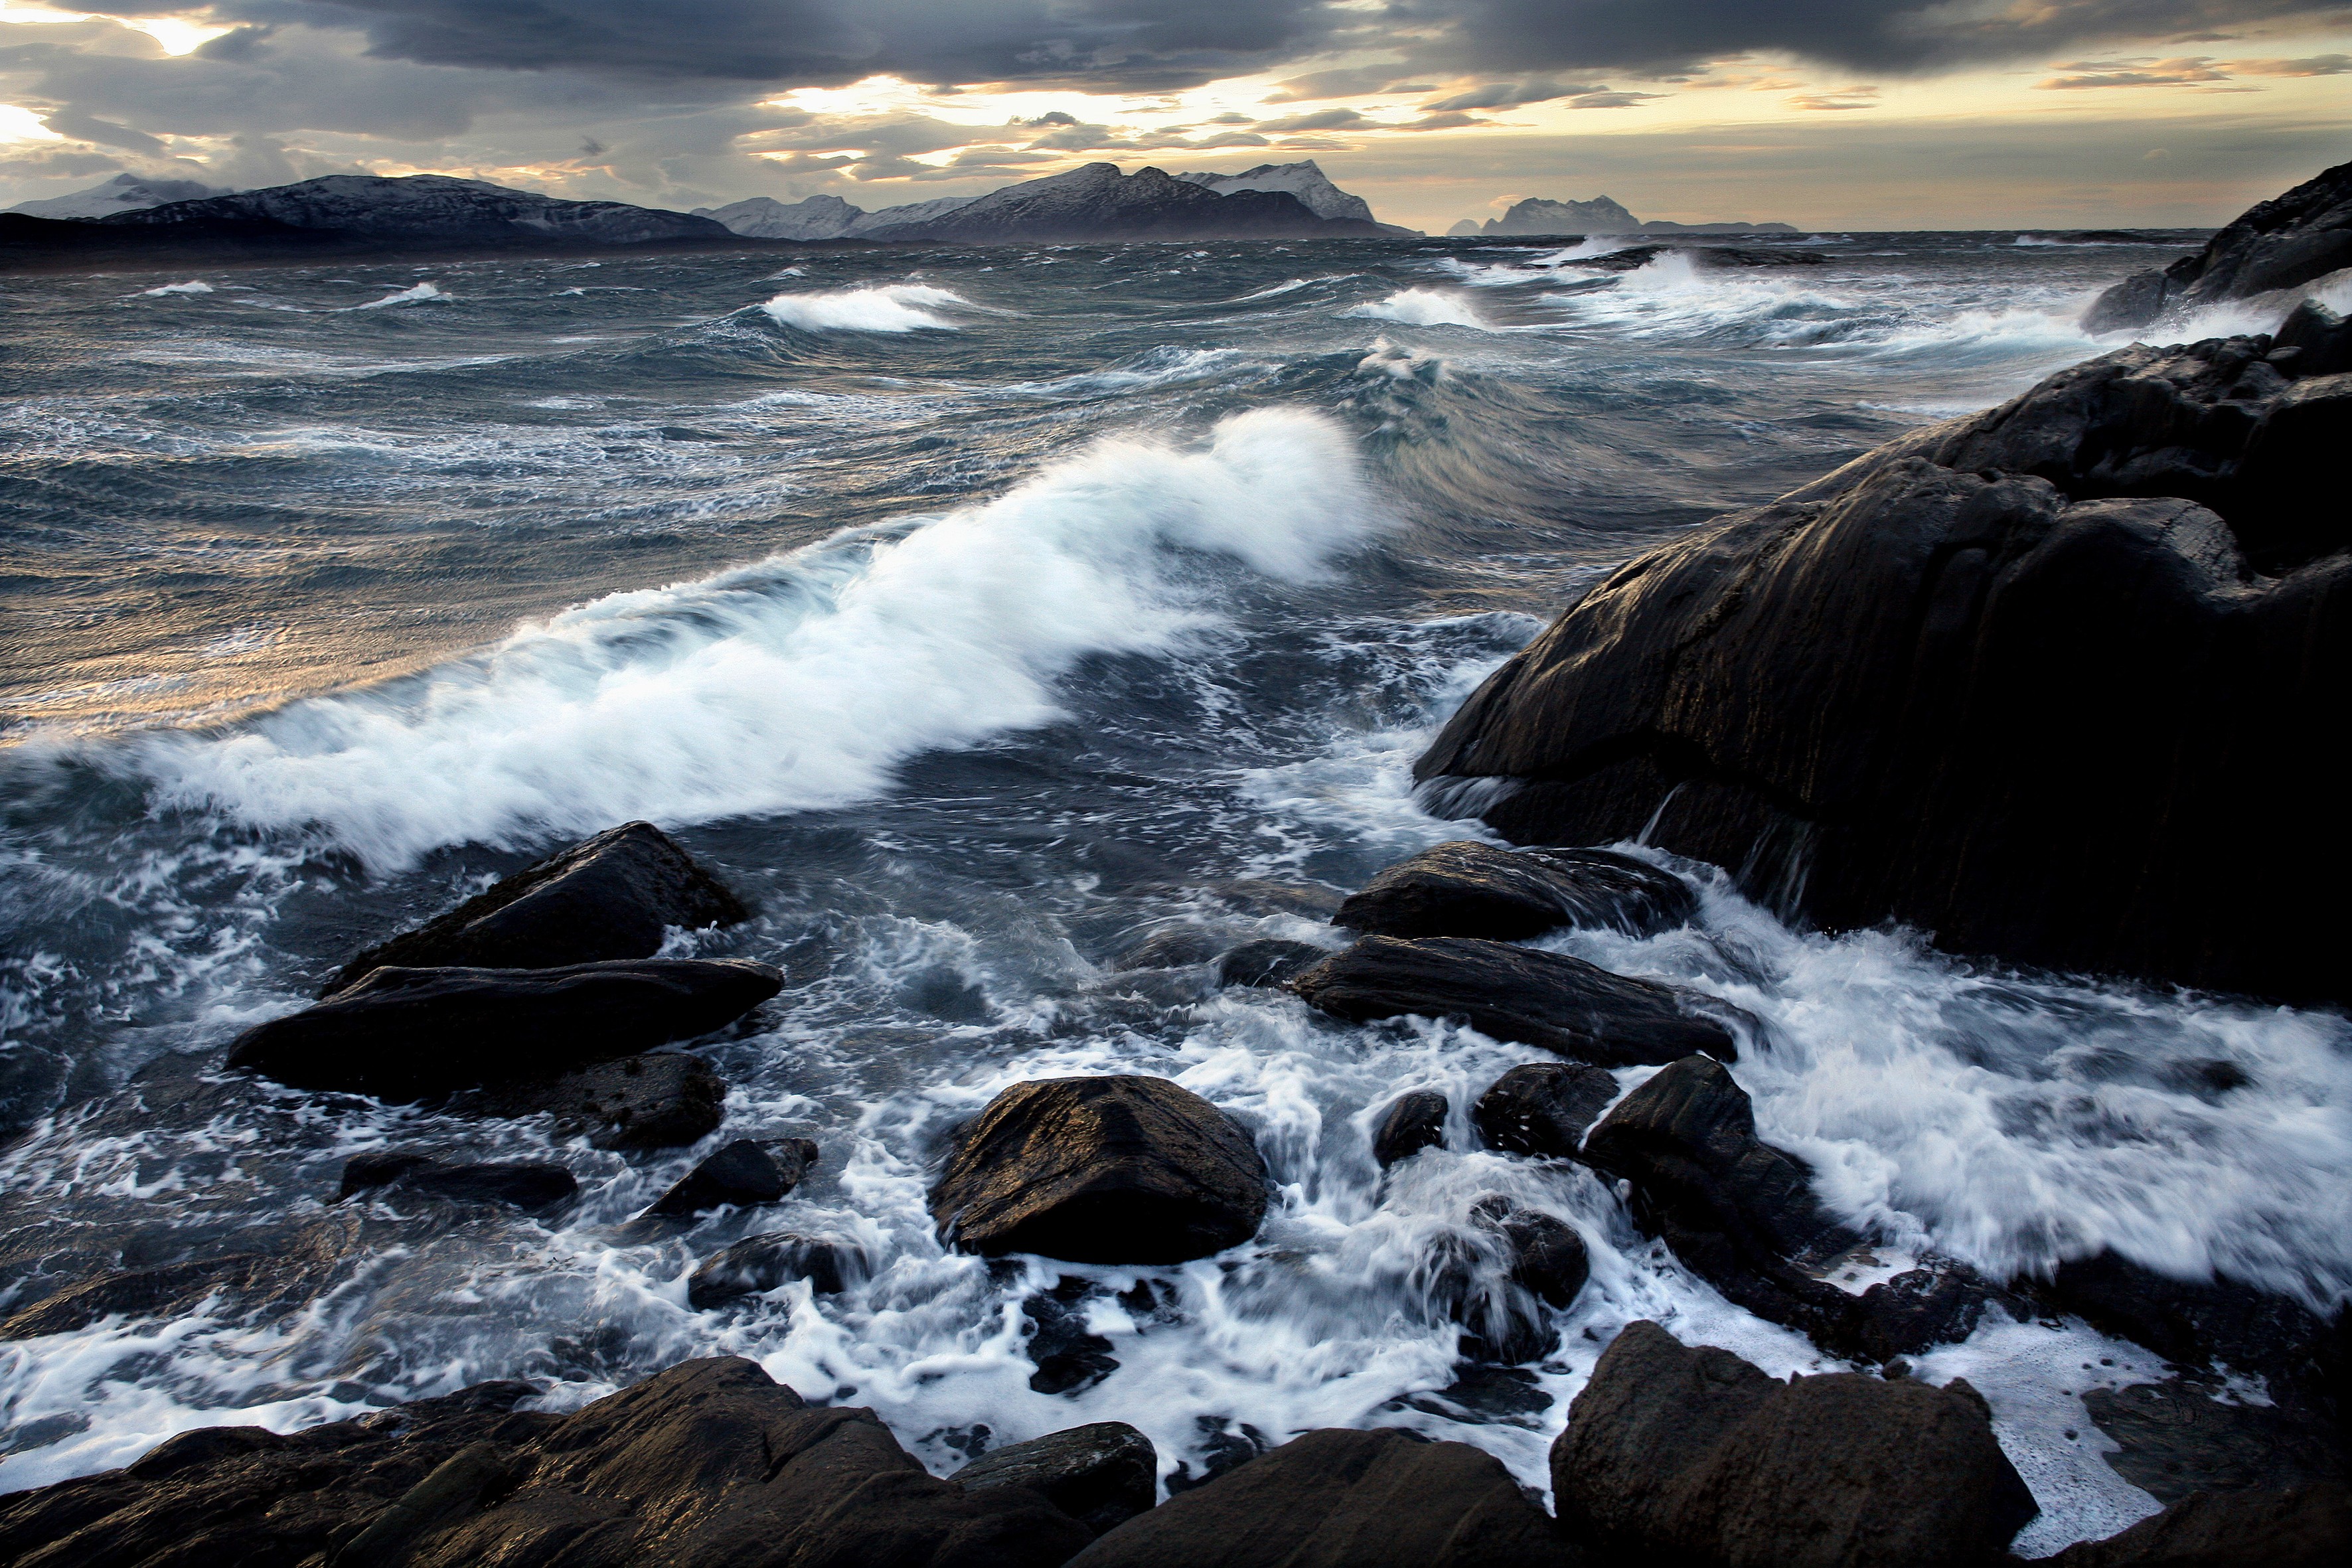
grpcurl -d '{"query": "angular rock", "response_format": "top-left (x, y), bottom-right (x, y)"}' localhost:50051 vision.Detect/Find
top-left (1471, 1195), bottom-right (1590, 1309)
top-left (642, 1137), bottom-right (819, 1219)
top-left (1214, 939), bottom-right (1328, 989)
top-left (2270, 297), bottom-right (2352, 378)
top-left (323, 821), bottom-right (749, 996)
top-left (1334, 840), bottom-right (1694, 941)
top-left (228, 959), bottom-right (783, 1101)
top-left (458, 1052), bottom-right (727, 1150)
top-left (1371, 1089), bottom-right (1449, 1166)
top-left (1552, 1320), bottom-right (2037, 1567)
top-left (0, 1358), bottom-right (1091, 1568)
top-left (1291, 936), bottom-right (1739, 1066)
top-left (1415, 347), bottom-right (2352, 1002)
top-left (955, 1422), bottom-right (1157, 1535)
top-left (686, 1231), bottom-right (868, 1310)
top-left (2084, 159), bottom-right (2352, 331)
top-left (338, 1150), bottom-right (578, 1210)
top-left (1474, 1061), bottom-right (1619, 1159)
top-left (1068, 1426), bottom-right (1576, 1567)
top-left (930, 1075), bottom-right (1268, 1265)
top-left (2045, 1482), bottom-right (2350, 1567)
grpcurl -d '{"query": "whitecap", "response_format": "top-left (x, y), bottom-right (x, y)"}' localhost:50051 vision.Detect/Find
top-left (347, 282), bottom-right (451, 311)
top-left (760, 283), bottom-right (971, 333)
top-left (135, 279), bottom-right (213, 297)
top-left (1343, 289), bottom-right (1490, 329)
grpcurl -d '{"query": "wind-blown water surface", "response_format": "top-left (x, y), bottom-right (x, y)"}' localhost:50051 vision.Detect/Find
top-left (3, 230), bottom-right (2344, 1555)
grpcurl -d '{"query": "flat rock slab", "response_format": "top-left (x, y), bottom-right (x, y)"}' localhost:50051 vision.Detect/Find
top-left (1474, 1061), bottom-right (1620, 1158)
top-left (1553, 1320), bottom-right (2037, 1568)
top-left (1291, 936), bottom-right (1739, 1066)
top-left (1068, 1426), bottom-right (1575, 1567)
top-left (643, 1137), bottom-right (819, 1219)
top-left (323, 821), bottom-right (749, 995)
top-left (459, 1053), bottom-right (726, 1150)
top-left (228, 958), bottom-right (782, 1101)
top-left (686, 1231), bottom-right (868, 1309)
top-left (1336, 840), bottom-right (1695, 941)
top-left (339, 1150), bottom-right (577, 1210)
top-left (955, 1421), bottom-right (1158, 1535)
top-left (931, 1075), bottom-right (1267, 1265)
top-left (0, 1358), bottom-right (1091, 1568)
top-left (2046, 1482), bottom-right (2349, 1567)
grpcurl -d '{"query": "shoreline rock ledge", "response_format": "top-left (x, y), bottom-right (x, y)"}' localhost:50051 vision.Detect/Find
top-left (1414, 297), bottom-right (2351, 1002)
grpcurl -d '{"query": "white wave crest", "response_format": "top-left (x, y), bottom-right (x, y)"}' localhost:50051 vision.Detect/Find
top-left (349, 282), bottom-right (451, 311)
top-left (137, 279), bottom-right (214, 297)
top-left (1344, 289), bottom-right (1490, 329)
top-left (761, 283), bottom-right (969, 333)
top-left (121, 408), bottom-right (1379, 866)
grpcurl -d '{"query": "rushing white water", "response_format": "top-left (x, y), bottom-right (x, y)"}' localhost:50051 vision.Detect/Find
top-left (1344, 288), bottom-right (1491, 329)
top-left (761, 283), bottom-right (972, 332)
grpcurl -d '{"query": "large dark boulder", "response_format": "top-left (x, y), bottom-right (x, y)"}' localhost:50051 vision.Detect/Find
top-left (642, 1137), bottom-right (819, 1219)
top-left (929, 1075), bottom-right (1268, 1265)
top-left (1370, 1089), bottom-right (1449, 1166)
top-left (686, 1232), bottom-right (868, 1309)
top-left (954, 1422), bottom-right (1157, 1535)
top-left (457, 1052), bottom-right (728, 1149)
top-left (337, 1149), bottom-right (577, 1210)
top-left (1214, 939), bottom-right (1328, 989)
top-left (1291, 937), bottom-right (1739, 1065)
top-left (323, 822), bottom-right (749, 996)
top-left (228, 959), bottom-right (782, 1100)
top-left (2045, 1482), bottom-right (2350, 1567)
top-left (1474, 1061), bottom-right (1619, 1158)
top-left (2084, 160), bottom-right (2352, 331)
top-left (0, 1358), bottom-right (1091, 1568)
top-left (1334, 840), bottom-right (1695, 941)
top-left (1552, 1320), bottom-right (2036, 1567)
top-left (1415, 334), bottom-right (2352, 1003)
top-left (1067, 1426), bottom-right (1577, 1567)
top-left (1441, 1195), bottom-right (1590, 1363)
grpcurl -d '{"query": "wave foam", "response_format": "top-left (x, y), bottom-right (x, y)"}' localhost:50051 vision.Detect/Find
top-left (761, 283), bottom-right (969, 333)
top-left (137, 279), bottom-right (214, 297)
top-left (349, 282), bottom-right (450, 311)
top-left (119, 408), bottom-right (1378, 866)
top-left (1344, 289), bottom-right (1490, 329)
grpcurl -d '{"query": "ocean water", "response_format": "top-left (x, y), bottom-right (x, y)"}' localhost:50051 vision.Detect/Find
top-left (3, 230), bottom-right (2345, 1554)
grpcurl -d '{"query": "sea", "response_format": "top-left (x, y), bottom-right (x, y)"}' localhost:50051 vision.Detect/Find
top-left (3, 229), bottom-right (2347, 1555)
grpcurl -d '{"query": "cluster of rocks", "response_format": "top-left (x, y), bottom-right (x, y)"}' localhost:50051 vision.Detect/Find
top-left (2084, 159), bottom-right (2350, 333)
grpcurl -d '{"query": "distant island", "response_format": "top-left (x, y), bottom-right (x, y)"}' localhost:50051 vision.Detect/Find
top-left (2, 161), bottom-right (1403, 274)
top-left (1449, 195), bottom-right (1798, 237)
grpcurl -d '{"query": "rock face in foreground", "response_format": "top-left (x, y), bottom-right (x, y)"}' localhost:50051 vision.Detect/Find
top-left (955, 1421), bottom-right (1159, 1535)
top-left (1415, 327), bottom-right (2352, 1003)
top-left (931, 1075), bottom-right (1268, 1265)
top-left (228, 959), bottom-right (782, 1100)
top-left (323, 821), bottom-right (750, 995)
top-left (2046, 1482), bottom-right (2351, 1567)
top-left (1291, 936), bottom-right (1739, 1065)
top-left (0, 1358), bottom-right (1092, 1568)
top-left (2084, 160), bottom-right (2351, 331)
top-left (1334, 841), bottom-right (1695, 941)
top-left (1070, 1426), bottom-right (1573, 1567)
top-left (1553, 1320), bottom-right (2037, 1567)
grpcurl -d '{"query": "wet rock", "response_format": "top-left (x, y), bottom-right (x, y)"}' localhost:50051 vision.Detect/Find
top-left (930, 1075), bottom-right (1268, 1265)
top-left (1439, 1196), bottom-right (1588, 1365)
top-left (1847, 1257), bottom-right (2010, 1363)
top-left (1, 1253), bottom-right (274, 1340)
top-left (1023, 1278), bottom-right (1120, 1395)
top-left (1071, 1426), bottom-right (1576, 1567)
top-left (322, 821), bottom-right (750, 996)
top-left (1471, 1195), bottom-right (1589, 1309)
top-left (2084, 160), bottom-right (2352, 331)
top-left (955, 1421), bottom-right (1157, 1535)
top-left (1474, 1061), bottom-right (1618, 1158)
top-left (1371, 1089), bottom-right (1449, 1166)
top-left (1552, 1319), bottom-right (2037, 1567)
top-left (0, 1358), bottom-right (1092, 1568)
top-left (1119, 925), bottom-right (1227, 969)
top-left (228, 958), bottom-right (784, 1101)
top-left (338, 1149), bottom-right (577, 1210)
top-left (641, 1137), bottom-right (819, 1219)
top-left (1414, 336), bottom-right (2352, 1005)
top-left (2082, 1378), bottom-right (2343, 1502)
top-left (457, 1052), bottom-right (727, 1150)
top-left (1290, 937), bottom-right (1739, 1065)
top-left (2270, 297), bottom-right (2352, 378)
top-left (2045, 1481), bottom-right (2350, 1567)
top-left (1397, 1364), bottom-right (1555, 1425)
top-left (1334, 840), bottom-right (1695, 941)
top-left (685, 1232), bottom-right (868, 1310)
top-left (1163, 1418), bottom-right (1271, 1496)
top-left (1214, 938), bottom-right (1327, 989)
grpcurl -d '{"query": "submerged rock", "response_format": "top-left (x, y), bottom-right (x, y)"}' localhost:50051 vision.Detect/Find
top-left (322, 821), bottom-right (750, 996)
top-left (1214, 938), bottom-right (1328, 989)
top-left (338, 1149), bottom-right (577, 1210)
top-left (1, 1254), bottom-right (276, 1341)
top-left (0, 1358), bottom-right (1091, 1568)
top-left (929, 1075), bottom-right (1268, 1265)
top-left (954, 1421), bottom-right (1157, 1535)
top-left (1069, 1426), bottom-right (1574, 1567)
top-left (2084, 159), bottom-right (2352, 331)
top-left (685, 1232), bottom-right (868, 1309)
top-left (1472, 1195), bottom-right (1590, 1310)
top-left (2082, 1378), bottom-right (2343, 1502)
top-left (2046, 1481), bottom-right (2350, 1567)
top-left (1335, 840), bottom-right (1695, 941)
top-left (1474, 1061), bottom-right (1619, 1159)
top-left (641, 1137), bottom-right (819, 1219)
top-left (228, 958), bottom-right (782, 1101)
top-left (457, 1052), bottom-right (727, 1149)
top-left (1553, 1320), bottom-right (2037, 1567)
top-left (1371, 1089), bottom-right (1449, 1166)
top-left (1291, 936), bottom-right (1739, 1065)
top-left (1022, 1278), bottom-right (1121, 1395)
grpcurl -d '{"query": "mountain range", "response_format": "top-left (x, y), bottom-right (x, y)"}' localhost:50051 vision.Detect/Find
top-left (1450, 195), bottom-right (1797, 237)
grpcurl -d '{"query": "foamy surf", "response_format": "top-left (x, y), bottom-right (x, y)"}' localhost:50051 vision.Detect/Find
top-left (761, 283), bottom-right (972, 332)
top-left (1344, 289), bottom-right (1491, 329)
top-left (347, 281), bottom-right (451, 311)
top-left (135, 279), bottom-right (214, 297)
top-left (118, 408), bottom-right (1379, 866)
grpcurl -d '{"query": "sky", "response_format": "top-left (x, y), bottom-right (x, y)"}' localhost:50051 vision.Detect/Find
top-left (2, 1), bottom-right (2348, 230)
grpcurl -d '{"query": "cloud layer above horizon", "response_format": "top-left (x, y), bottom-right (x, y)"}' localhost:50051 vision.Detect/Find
top-left (3, 0), bottom-right (2348, 228)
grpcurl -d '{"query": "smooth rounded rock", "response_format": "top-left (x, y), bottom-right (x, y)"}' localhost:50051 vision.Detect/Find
top-left (1370, 1090), bottom-right (1448, 1167)
top-left (686, 1232), bottom-right (867, 1310)
top-left (642, 1137), bottom-right (818, 1220)
top-left (1335, 840), bottom-right (1694, 941)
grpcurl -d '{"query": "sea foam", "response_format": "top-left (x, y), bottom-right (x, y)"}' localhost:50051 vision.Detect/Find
top-left (761, 283), bottom-right (970, 332)
top-left (1344, 289), bottom-right (1491, 329)
top-left (121, 408), bottom-right (1378, 866)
